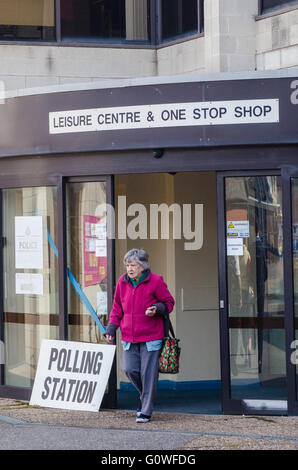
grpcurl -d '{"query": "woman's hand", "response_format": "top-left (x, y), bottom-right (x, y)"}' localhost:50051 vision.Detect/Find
top-left (106, 334), bottom-right (114, 344)
top-left (145, 306), bottom-right (157, 317)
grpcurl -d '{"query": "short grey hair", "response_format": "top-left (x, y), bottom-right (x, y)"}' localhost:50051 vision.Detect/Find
top-left (123, 248), bottom-right (150, 270)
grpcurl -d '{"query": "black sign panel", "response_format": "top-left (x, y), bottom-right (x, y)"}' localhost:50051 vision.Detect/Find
top-left (0, 76), bottom-right (297, 157)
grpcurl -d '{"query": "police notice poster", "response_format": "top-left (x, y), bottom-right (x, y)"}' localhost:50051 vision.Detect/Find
top-left (15, 216), bottom-right (43, 269)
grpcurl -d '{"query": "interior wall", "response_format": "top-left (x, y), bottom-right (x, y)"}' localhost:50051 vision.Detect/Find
top-left (174, 172), bottom-right (220, 383)
top-left (115, 173), bottom-right (176, 387)
top-left (114, 171), bottom-right (220, 389)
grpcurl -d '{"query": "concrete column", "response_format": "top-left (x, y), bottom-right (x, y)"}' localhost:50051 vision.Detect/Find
top-left (204, 0), bottom-right (259, 72)
top-left (204, 0), bottom-right (221, 72)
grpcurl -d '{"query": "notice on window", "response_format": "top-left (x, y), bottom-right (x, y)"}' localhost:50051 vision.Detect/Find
top-left (30, 339), bottom-right (116, 412)
top-left (96, 238), bottom-right (107, 257)
top-left (84, 215), bottom-right (107, 287)
top-left (97, 291), bottom-right (108, 316)
top-left (95, 223), bottom-right (107, 240)
top-left (227, 238), bottom-right (244, 256)
top-left (227, 220), bottom-right (250, 238)
top-left (15, 216), bottom-right (43, 269)
top-left (293, 223), bottom-right (298, 259)
top-left (16, 273), bottom-right (43, 295)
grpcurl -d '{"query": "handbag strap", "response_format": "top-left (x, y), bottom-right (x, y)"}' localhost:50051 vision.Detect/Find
top-left (163, 311), bottom-right (175, 338)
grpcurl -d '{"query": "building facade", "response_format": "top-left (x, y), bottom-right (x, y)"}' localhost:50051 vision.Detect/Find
top-left (0, 0), bottom-right (298, 416)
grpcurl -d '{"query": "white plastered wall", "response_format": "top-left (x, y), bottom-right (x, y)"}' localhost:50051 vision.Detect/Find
top-left (174, 172), bottom-right (220, 384)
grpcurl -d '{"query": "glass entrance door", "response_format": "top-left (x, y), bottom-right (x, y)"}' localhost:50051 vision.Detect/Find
top-left (2, 187), bottom-right (59, 390)
top-left (66, 178), bottom-right (116, 407)
top-left (218, 174), bottom-right (288, 414)
top-left (0, 177), bottom-right (116, 404)
top-left (287, 174), bottom-right (298, 414)
top-left (292, 178), bottom-right (298, 405)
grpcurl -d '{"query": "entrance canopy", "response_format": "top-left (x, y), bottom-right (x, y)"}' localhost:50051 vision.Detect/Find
top-left (0, 70), bottom-right (298, 158)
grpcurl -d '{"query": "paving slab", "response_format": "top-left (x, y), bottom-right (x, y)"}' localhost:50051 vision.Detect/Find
top-left (0, 398), bottom-right (297, 451)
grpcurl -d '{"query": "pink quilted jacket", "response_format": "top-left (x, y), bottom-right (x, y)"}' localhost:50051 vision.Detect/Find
top-left (107, 270), bottom-right (175, 343)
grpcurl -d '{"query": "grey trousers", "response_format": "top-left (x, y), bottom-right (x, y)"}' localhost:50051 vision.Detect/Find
top-left (121, 343), bottom-right (161, 416)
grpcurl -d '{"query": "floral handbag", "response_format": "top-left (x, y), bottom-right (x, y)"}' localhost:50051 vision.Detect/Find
top-left (158, 314), bottom-right (181, 374)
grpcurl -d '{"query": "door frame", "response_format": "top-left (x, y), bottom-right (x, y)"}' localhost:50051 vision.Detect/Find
top-left (217, 169), bottom-right (297, 416)
top-left (282, 167), bottom-right (298, 415)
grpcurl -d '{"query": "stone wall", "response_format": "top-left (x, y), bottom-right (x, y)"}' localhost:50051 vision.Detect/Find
top-left (256, 7), bottom-right (298, 69)
top-left (1, 1), bottom-right (298, 93)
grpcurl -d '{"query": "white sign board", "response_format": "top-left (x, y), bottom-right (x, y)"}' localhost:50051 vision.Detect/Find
top-left (15, 216), bottom-right (43, 269)
top-left (16, 273), bottom-right (43, 295)
top-left (96, 238), bottom-right (107, 257)
top-left (30, 340), bottom-right (116, 412)
top-left (97, 291), bottom-right (108, 315)
top-left (227, 237), bottom-right (244, 256)
top-left (49, 99), bottom-right (279, 135)
top-left (227, 220), bottom-right (250, 238)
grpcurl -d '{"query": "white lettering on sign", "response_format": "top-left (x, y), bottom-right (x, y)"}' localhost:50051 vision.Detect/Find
top-left (49, 99), bottom-right (279, 134)
top-left (30, 340), bottom-right (116, 412)
top-left (290, 80), bottom-right (298, 104)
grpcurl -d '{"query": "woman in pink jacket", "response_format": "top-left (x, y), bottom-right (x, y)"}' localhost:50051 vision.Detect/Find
top-left (105, 248), bottom-right (175, 423)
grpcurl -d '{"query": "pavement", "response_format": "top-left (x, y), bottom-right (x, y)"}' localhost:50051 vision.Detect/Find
top-left (0, 398), bottom-right (298, 452)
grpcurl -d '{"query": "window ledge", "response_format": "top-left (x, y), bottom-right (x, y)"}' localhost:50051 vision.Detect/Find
top-left (0, 33), bottom-right (205, 50)
top-left (256, 4), bottom-right (298, 20)
top-left (0, 39), bottom-right (154, 49)
top-left (158, 32), bottom-right (204, 49)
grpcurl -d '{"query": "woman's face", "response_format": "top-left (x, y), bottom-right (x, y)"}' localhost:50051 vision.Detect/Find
top-left (126, 260), bottom-right (144, 281)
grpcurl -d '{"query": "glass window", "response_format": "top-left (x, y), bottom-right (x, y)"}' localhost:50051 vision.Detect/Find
top-left (291, 178), bottom-right (298, 399)
top-left (161, 0), bottom-right (199, 42)
top-left (66, 182), bottom-right (109, 344)
top-left (61, 0), bottom-right (150, 42)
top-left (3, 187), bottom-right (59, 387)
top-left (225, 176), bottom-right (287, 400)
top-left (0, 0), bottom-right (55, 41)
top-left (261, 0), bottom-right (298, 14)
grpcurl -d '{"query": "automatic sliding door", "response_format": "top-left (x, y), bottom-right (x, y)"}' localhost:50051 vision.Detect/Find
top-left (3, 187), bottom-right (59, 388)
top-left (66, 178), bottom-right (116, 407)
top-left (219, 175), bottom-right (287, 414)
top-left (66, 180), bottom-right (111, 343)
top-left (291, 178), bottom-right (298, 403)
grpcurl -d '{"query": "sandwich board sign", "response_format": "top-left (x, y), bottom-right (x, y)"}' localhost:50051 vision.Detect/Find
top-left (30, 339), bottom-right (116, 412)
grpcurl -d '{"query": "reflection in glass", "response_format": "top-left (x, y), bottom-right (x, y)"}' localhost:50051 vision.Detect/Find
top-left (261, 0), bottom-right (298, 14)
top-left (67, 182), bottom-right (109, 344)
top-left (61, 0), bottom-right (150, 42)
top-left (161, 0), bottom-right (199, 41)
top-left (3, 187), bottom-right (59, 387)
top-left (0, 0), bottom-right (55, 41)
top-left (226, 176), bottom-right (286, 400)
